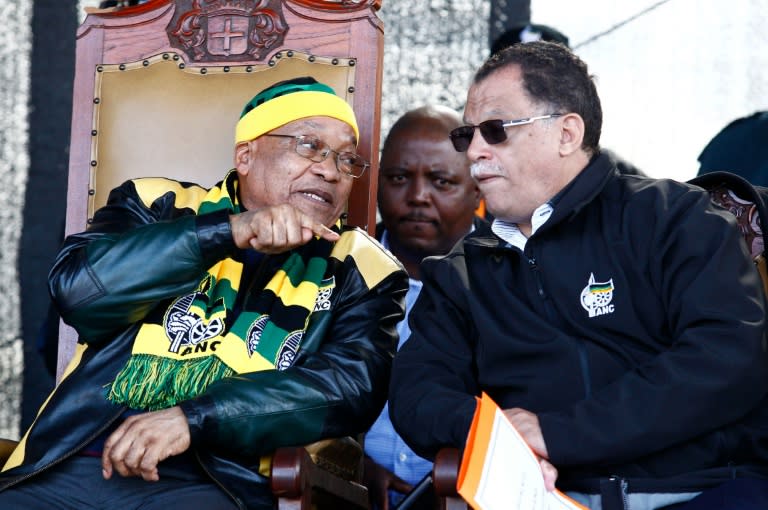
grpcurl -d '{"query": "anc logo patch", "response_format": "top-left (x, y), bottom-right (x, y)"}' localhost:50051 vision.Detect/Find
top-left (164, 287), bottom-right (225, 355)
top-left (580, 273), bottom-right (615, 318)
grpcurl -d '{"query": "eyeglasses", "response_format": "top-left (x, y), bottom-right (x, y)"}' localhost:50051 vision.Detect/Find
top-left (261, 134), bottom-right (370, 178)
top-left (448, 113), bottom-right (564, 152)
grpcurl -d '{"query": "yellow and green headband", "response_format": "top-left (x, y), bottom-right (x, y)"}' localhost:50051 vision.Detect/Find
top-left (235, 78), bottom-right (359, 144)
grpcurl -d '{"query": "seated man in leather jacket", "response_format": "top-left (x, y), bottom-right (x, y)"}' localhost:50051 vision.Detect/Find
top-left (0, 77), bottom-right (408, 510)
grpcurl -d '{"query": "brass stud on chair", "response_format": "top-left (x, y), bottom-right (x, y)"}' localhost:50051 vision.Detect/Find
top-left (223, 66), bottom-right (230, 73)
top-left (96, 65), bottom-right (103, 72)
top-left (308, 55), bottom-right (316, 62)
top-left (162, 53), bottom-right (169, 60)
top-left (88, 189), bottom-right (95, 196)
top-left (349, 59), bottom-right (356, 66)
top-left (90, 160), bottom-right (97, 167)
top-left (332, 58), bottom-right (338, 65)
top-left (91, 130), bottom-right (97, 136)
top-left (93, 98), bottom-right (100, 104)
top-left (200, 67), bottom-right (207, 74)
top-left (179, 63), bottom-right (185, 69)
top-left (287, 50), bottom-right (294, 57)
top-left (348, 86), bottom-right (355, 93)
top-left (142, 60), bottom-right (149, 67)
top-left (119, 64), bottom-right (126, 70)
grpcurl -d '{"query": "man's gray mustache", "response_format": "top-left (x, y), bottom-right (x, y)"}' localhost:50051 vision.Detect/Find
top-left (470, 161), bottom-right (503, 179)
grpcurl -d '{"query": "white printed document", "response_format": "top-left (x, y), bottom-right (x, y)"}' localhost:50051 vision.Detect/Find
top-left (457, 393), bottom-right (589, 510)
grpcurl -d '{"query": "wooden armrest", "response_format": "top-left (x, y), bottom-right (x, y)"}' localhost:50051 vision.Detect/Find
top-left (271, 441), bottom-right (369, 509)
top-left (304, 436), bottom-right (364, 482)
top-left (433, 447), bottom-right (460, 497)
top-left (0, 438), bottom-right (19, 465)
top-left (433, 448), bottom-right (468, 510)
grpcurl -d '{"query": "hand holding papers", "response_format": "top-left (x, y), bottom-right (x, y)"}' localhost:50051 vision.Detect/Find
top-left (457, 393), bottom-right (589, 510)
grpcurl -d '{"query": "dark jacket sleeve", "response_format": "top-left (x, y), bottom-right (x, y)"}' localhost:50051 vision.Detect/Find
top-left (48, 180), bottom-right (234, 345)
top-left (540, 190), bottom-right (768, 466)
top-left (180, 257), bottom-right (409, 456)
top-left (388, 253), bottom-right (479, 460)
top-left (50, 177), bottom-right (409, 457)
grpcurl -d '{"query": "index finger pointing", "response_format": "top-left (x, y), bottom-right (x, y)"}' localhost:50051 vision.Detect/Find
top-left (311, 223), bottom-right (340, 242)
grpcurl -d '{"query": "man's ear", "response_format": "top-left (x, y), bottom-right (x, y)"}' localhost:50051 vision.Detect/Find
top-left (559, 113), bottom-right (585, 157)
top-left (234, 141), bottom-right (252, 175)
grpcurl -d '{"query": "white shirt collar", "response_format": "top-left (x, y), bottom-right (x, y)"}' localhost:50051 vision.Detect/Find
top-left (491, 202), bottom-right (554, 250)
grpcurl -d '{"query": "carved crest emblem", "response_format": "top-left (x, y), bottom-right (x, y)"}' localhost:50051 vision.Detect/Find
top-left (169, 0), bottom-right (288, 61)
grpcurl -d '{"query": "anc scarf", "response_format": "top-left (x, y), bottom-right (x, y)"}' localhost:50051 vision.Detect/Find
top-left (108, 170), bottom-right (331, 410)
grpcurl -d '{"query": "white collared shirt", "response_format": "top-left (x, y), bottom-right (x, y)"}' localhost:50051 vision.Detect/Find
top-left (491, 202), bottom-right (554, 250)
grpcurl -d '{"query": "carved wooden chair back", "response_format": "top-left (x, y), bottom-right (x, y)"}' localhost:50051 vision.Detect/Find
top-left (60, 0), bottom-right (384, 379)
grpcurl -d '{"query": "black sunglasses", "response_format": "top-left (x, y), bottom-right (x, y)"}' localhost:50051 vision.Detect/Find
top-left (449, 113), bottom-right (564, 152)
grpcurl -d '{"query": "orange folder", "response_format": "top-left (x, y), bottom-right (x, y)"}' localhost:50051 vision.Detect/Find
top-left (457, 393), bottom-right (590, 510)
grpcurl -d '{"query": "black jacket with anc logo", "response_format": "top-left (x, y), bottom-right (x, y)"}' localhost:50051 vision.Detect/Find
top-left (0, 176), bottom-right (408, 509)
top-left (389, 153), bottom-right (768, 494)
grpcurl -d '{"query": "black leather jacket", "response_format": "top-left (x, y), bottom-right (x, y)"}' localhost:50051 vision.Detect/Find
top-left (1, 177), bottom-right (408, 509)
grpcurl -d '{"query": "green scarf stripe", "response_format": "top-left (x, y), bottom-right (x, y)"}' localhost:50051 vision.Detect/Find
top-left (285, 253), bottom-right (327, 286)
top-left (108, 170), bottom-right (332, 410)
top-left (283, 253), bottom-right (304, 285)
top-left (229, 311), bottom-right (263, 339)
top-left (198, 196), bottom-right (234, 215)
top-left (201, 275), bottom-right (239, 312)
top-left (258, 322), bottom-right (292, 361)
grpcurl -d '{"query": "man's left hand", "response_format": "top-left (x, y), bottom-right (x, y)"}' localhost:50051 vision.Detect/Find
top-left (503, 407), bottom-right (557, 490)
top-left (102, 407), bottom-right (191, 482)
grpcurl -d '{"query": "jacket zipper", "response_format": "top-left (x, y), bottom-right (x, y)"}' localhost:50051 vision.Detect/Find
top-left (0, 407), bottom-right (126, 491)
top-left (610, 475), bottom-right (630, 510)
top-left (526, 254), bottom-right (557, 321)
top-left (527, 250), bottom-right (592, 398)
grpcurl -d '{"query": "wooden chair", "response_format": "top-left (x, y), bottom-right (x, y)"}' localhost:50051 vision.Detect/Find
top-left (432, 448), bottom-right (468, 510)
top-left (60, 0), bottom-right (384, 377)
top-left (3, 1), bottom-right (385, 508)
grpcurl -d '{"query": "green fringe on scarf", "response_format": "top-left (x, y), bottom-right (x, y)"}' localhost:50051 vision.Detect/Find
top-left (108, 355), bottom-right (235, 411)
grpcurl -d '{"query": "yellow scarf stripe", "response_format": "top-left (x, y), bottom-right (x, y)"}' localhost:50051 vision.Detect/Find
top-left (133, 178), bottom-right (210, 212)
top-left (130, 324), bottom-right (274, 374)
top-left (331, 228), bottom-right (403, 290)
top-left (206, 260), bottom-right (244, 293)
top-left (265, 269), bottom-right (322, 308)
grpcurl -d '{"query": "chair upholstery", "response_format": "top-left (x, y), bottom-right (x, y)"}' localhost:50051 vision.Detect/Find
top-left (43, 1), bottom-right (386, 507)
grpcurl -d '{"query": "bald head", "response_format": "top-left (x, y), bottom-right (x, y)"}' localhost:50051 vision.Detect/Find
top-left (381, 105), bottom-right (464, 156)
top-left (378, 105), bottom-right (479, 279)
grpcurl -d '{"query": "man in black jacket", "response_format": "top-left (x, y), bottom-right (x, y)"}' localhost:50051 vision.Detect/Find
top-left (389, 42), bottom-right (768, 510)
top-left (0, 77), bottom-right (408, 509)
